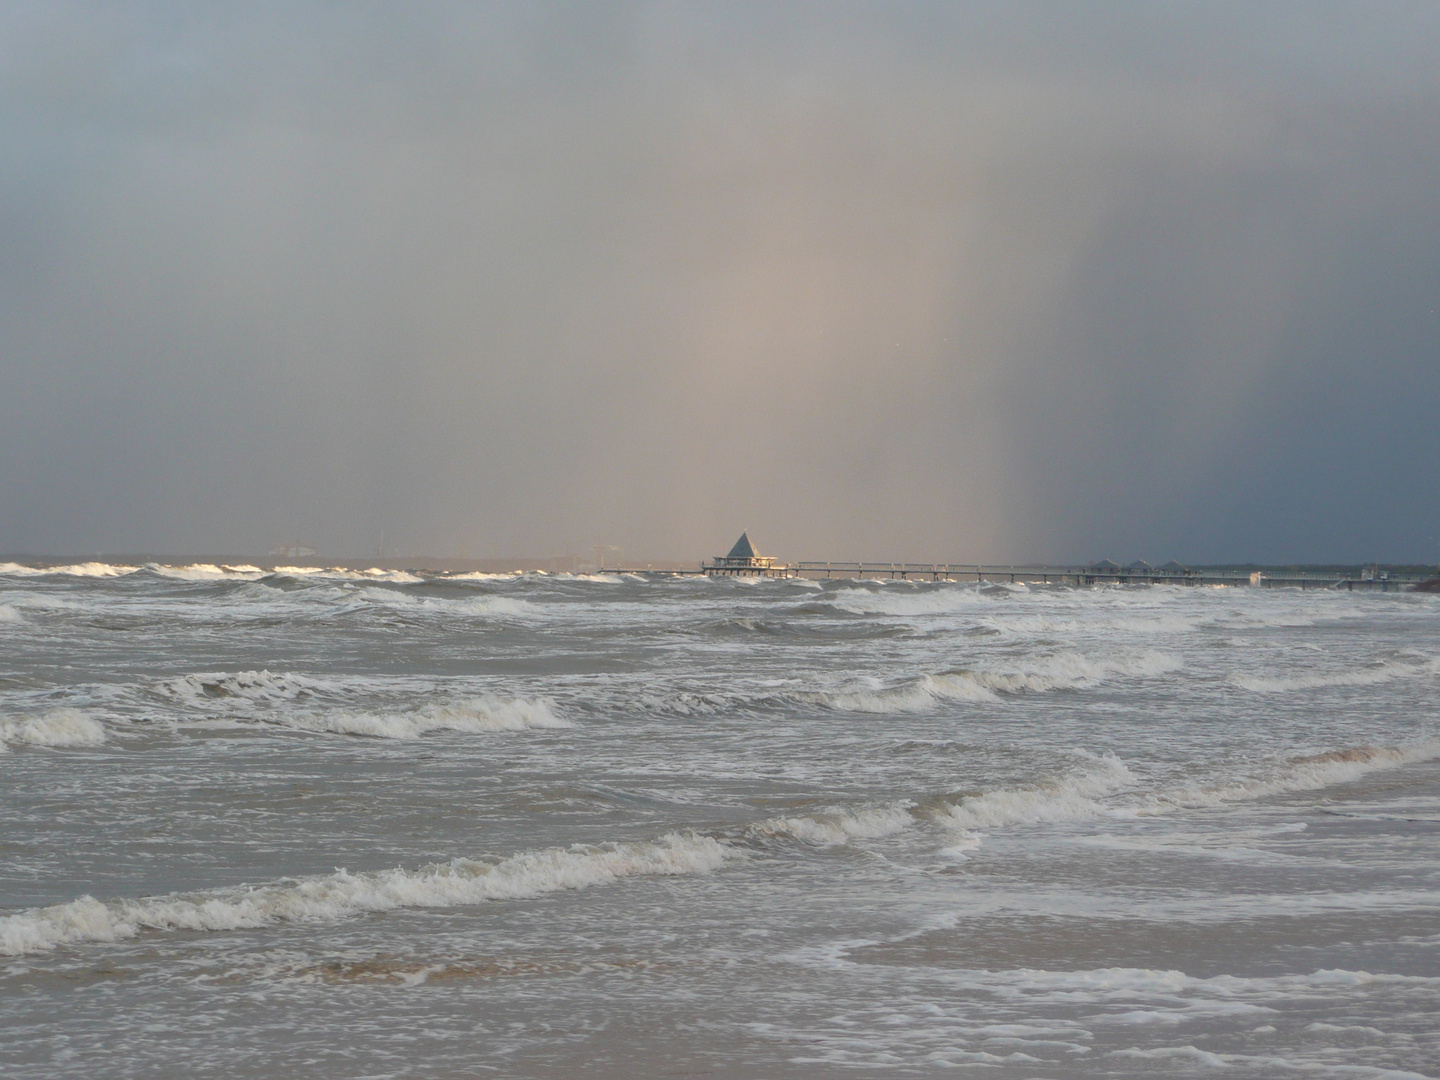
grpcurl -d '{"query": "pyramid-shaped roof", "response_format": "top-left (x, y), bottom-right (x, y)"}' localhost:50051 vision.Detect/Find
top-left (726, 532), bottom-right (758, 560)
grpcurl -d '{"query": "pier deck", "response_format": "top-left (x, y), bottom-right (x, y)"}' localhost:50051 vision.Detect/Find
top-left (605, 562), bottom-right (1430, 590)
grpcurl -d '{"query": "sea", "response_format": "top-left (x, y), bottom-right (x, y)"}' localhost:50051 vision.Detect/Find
top-left (1, 562), bottom-right (1438, 1078)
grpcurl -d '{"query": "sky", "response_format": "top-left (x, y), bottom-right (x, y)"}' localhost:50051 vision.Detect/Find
top-left (2, 2), bottom-right (1438, 564)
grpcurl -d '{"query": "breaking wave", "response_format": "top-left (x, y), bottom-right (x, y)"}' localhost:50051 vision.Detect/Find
top-left (825, 586), bottom-right (992, 618)
top-left (0, 832), bottom-right (737, 956)
top-left (1232, 658), bottom-right (1438, 693)
top-left (147, 672), bottom-right (567, 739)
top-left (145, 563), bottom-right (266, 581)
top-left (816, 651), bottom-right (1182, 712)
top-left (279, 696), bottom-right (568, 739)
top-left (748, 802), bottom-right (917, 846)
top-left (1161, 741), bottom-right (1440, 808)
top-left (153, 670), bottom-right (345, 708)
top-left (0, 561), bottom-right (137, 578)
top-left (271, 566), bottom-right (425, 583)
top-left (357, 589), bottom-right (538, 618)
top-left (927, 739), bottom-right (1440, 838)
top-left (0, 708), bottom-right (107, 750)
top-left (936, 751), bottom-right (1137, 831)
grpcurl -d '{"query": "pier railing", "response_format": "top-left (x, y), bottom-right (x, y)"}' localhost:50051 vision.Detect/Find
top-left (602, 561), bottom-right (1431, 590)
top-left (782, 563), bottom-right (1427, 589)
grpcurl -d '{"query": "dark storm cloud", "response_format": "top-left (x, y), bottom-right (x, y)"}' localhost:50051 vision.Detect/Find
top-left (1, 2), bottom-right (1437, 562)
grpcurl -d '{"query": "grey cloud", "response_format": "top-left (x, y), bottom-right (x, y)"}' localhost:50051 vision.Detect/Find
top-left (1, 2), bottom-right (1437, 562)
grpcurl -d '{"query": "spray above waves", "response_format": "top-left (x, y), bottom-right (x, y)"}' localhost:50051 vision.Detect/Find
top-left (0, 832), bottom-right (736, 956)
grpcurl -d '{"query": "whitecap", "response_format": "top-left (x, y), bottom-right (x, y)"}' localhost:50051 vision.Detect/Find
top-left (359, 590), bottom-right (538, 618)
top-left (0, 831), bottom-right (737, 955)
top-left (153, 670), bottom-right (343, 707)
top-left (146, 563), bottom-right (266, 581)
top-left (937, 752), bottom-right (1137, 831)
top-left (0, 708), bottom-right (107, 749)
top-left (749, 802), bottom-right (917, 846)
top-left (1232, 659), bottom-right (1437, 693)
top-left (285, 696), bottom-right (568, 739)
top-left (0, 561), bottom-right (137, 578)
top-left (814, 650), bottom-right (1182, 713)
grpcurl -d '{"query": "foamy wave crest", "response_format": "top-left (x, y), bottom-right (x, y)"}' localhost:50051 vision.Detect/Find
top-left (817, 651), bottom-right (1181, 713)
top-left (930, 740), bottom-right (1440, 836)
top-left (154, 670), bottom-right (342, 707)
top-left (816, 676), bottom-right (988, 713)
top-left (1160, 740), bottom-right (1440, 810)
top-left (748, 802), bottom-right (917, 846)
top-left (0, 561), bottom-right (137, 578)
top-left (285, 696), bottom-right (568, 739)
top-left (273, 566), bottom-right (425, 583)
top-left (826, 586), bottom-right (991, 617)
top-left (360, 590), bottom-right (538, 618)
top-left (937, 752), bottom-right (1136, 831)
top-left (961, 650), bottom-right (1182, 694)
top-left (1232, 659), bottom-right (1438, 693)
top-left (0, 708), bottom-right (107, 750)
top-left (0, 832), bottom-right (736, 955)
top-left (147, 563), bottom-right (265, 581)
top-left (0, 604), bottom-right (22, 623)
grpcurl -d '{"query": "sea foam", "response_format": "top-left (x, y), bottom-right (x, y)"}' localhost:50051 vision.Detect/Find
top-left (1232, 657), bottom-right (1438, 693)
top-left (285, 696), bottom-right (568, 739)
top-left (937, 752), bottom-right (1137, 831)
top-left (749, 802), bottom-right (918, 846)
top-left (0, 561), bottom-right (137, 578)
top-left (0, 709), bottom-right (107, 750)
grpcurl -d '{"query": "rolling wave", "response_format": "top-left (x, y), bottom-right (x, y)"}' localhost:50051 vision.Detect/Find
top-left (0, 832), bottom-right (735, 956)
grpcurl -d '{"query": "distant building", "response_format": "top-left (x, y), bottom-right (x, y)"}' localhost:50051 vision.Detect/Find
top-left (705, 532), bottom-right (781, 575)
top-left (270, 543), bottom-right (316, 559)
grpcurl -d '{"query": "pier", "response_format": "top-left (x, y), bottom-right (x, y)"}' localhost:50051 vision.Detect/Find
top-left (593, 535), bottom-right (1435, 591)
top-left (774, 562), bottom-right (1426, 590)
top-left (684, 560), bottom-right (1426, 590)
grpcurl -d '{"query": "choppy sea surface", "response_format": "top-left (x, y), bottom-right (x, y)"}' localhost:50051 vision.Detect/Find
top-left (1, 562), bottom-right (1438, 1079)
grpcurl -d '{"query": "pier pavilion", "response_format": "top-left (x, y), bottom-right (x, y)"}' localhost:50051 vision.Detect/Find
top-left (704, 532), bottom-right (788, 576)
